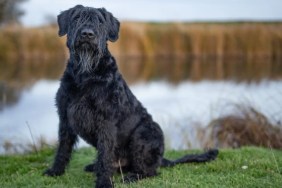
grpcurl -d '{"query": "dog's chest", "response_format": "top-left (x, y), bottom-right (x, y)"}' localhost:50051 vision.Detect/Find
top-left (64, 79), bottom-right (118, 144)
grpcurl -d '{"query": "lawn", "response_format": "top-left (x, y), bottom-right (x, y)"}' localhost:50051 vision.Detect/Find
top-left (0, 147), bottom-right (281, 187)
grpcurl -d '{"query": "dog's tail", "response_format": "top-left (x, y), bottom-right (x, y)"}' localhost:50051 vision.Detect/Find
top-left (161, 149), bottom-right (219, 167)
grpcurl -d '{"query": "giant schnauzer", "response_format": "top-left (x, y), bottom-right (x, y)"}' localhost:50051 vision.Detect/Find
top-left (43, 5), bottom-right (218, 188)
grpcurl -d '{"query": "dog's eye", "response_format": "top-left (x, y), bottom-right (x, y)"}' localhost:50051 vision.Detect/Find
top-left (98, 17), bottom-right (103, 25)
top-left (73, 15), bottom-right (80, 22)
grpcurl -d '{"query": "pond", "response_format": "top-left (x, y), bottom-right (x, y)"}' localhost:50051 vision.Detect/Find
top-left (0, 57), bottom-right (281, 153)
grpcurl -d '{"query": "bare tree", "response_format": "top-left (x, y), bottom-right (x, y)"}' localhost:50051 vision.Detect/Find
top-left (0, 0), bottom-right (27, 25)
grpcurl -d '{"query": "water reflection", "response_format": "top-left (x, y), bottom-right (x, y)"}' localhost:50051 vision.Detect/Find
top-left (118, 57), bottom-right (282, 83)
top-left (0, 80), bottom-right (60, 153)
top-left (0, 58), bottom-right (65, 110)
top-left (1, 57), bottom-right (281, 110)
top-left (0, 79), bottom-right (281, 153)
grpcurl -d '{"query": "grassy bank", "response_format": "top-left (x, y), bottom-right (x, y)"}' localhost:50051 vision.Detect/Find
top-left (0, 147), bottom-right (281, 187)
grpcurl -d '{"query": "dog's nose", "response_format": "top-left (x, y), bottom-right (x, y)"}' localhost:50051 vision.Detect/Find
top-left (81, 28), bottom-right (95, 38)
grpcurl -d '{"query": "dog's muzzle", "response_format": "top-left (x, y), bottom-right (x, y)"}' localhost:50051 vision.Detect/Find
top-left (75, 28), bottom-right (98, 50)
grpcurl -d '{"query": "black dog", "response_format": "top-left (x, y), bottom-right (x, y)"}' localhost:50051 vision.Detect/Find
top-left (43, 5), bottom-right (218, 188)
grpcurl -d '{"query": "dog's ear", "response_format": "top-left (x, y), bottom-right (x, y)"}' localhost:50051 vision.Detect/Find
top-left (57, 5), bottom-right (84, 36)
top-left (98, 8), bottom-right (120, 42)
top-left (57, 10), bottom-right (69, 36)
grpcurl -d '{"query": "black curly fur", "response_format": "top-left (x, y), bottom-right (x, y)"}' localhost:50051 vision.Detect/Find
top-left (43, 5), bottom-right (219, 188)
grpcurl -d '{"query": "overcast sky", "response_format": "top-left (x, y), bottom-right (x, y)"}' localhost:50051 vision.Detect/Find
top-left (20, 0), bottom-right (282, 27)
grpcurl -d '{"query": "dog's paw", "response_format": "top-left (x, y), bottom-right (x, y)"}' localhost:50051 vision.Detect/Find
top-left (123, 175), bottom-right (135, 183)
top-left (43, 168), bottom-right (64, 177)
top-left (84, 163), bottom-right (95, 172)
top-left (96, 177), bottom-right (114, 188)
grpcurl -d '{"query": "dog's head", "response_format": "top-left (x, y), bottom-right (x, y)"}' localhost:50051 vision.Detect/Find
top-left (57, 5), bottom-right (120, 59)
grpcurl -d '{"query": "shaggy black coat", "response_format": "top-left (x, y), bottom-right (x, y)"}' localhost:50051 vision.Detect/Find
top-left (43, 5), bottom-right (218, 188)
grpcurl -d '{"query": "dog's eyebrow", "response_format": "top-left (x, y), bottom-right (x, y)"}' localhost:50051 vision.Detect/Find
top-left (77, 9), bottom-right (105, 24)
top-left (95, 10), bottom-right (106, 22)
top-left (74, 10), bottom-right (91, 25)
top-left (71, 9), bottom-right (81, 20)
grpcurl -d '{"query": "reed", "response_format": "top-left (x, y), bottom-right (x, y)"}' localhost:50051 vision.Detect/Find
top-left (109, 22), bottom-right (282, 60)
top-left (1, 22), bottom-right (281, 61)
top-left (0, 25), bottom-right (66, 63)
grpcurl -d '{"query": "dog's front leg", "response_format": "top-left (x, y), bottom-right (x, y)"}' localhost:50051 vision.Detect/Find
top-left (44, 121), bottom-right (78, 176)
top-left (95, 126), bottom-right (116, 188)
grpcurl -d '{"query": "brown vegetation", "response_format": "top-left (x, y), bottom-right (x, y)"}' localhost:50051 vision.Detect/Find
top-left (0, 25), bottom-right (66, 62)
top-left (1, 22), bottom-right (282, 62)
top-left (109, 22), bottom-right (282, 60)
top-left (201, 106), bottom-right (282, 149)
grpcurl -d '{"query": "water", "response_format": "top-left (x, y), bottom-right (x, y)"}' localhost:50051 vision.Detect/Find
top-left (0, 57), bottom-right (281, 153)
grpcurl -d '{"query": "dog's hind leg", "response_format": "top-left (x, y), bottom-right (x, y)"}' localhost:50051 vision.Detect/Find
top-left (124, 122), bottom-right (164, 183)
top-left (84, 162), bottom-right (97, 172)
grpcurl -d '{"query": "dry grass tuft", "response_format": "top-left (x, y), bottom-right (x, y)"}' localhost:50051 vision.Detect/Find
top-left (202, 106), bottom-right (282, 149)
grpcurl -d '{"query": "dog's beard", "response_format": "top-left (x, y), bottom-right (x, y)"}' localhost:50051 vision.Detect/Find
top-left (76, 43), bottom-right (102, 73)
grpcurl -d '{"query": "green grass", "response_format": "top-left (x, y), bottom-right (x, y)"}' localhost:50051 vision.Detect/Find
top-left (0, 147), bottom-right (281, 187)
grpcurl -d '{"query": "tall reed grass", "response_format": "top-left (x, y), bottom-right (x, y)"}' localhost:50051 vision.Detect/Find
top-left (109, 22), bottom-right (282, 60)
top-left (0, 25), bottom-right (66, 62)
top-left (1, 22), bottom-right (281, 61)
